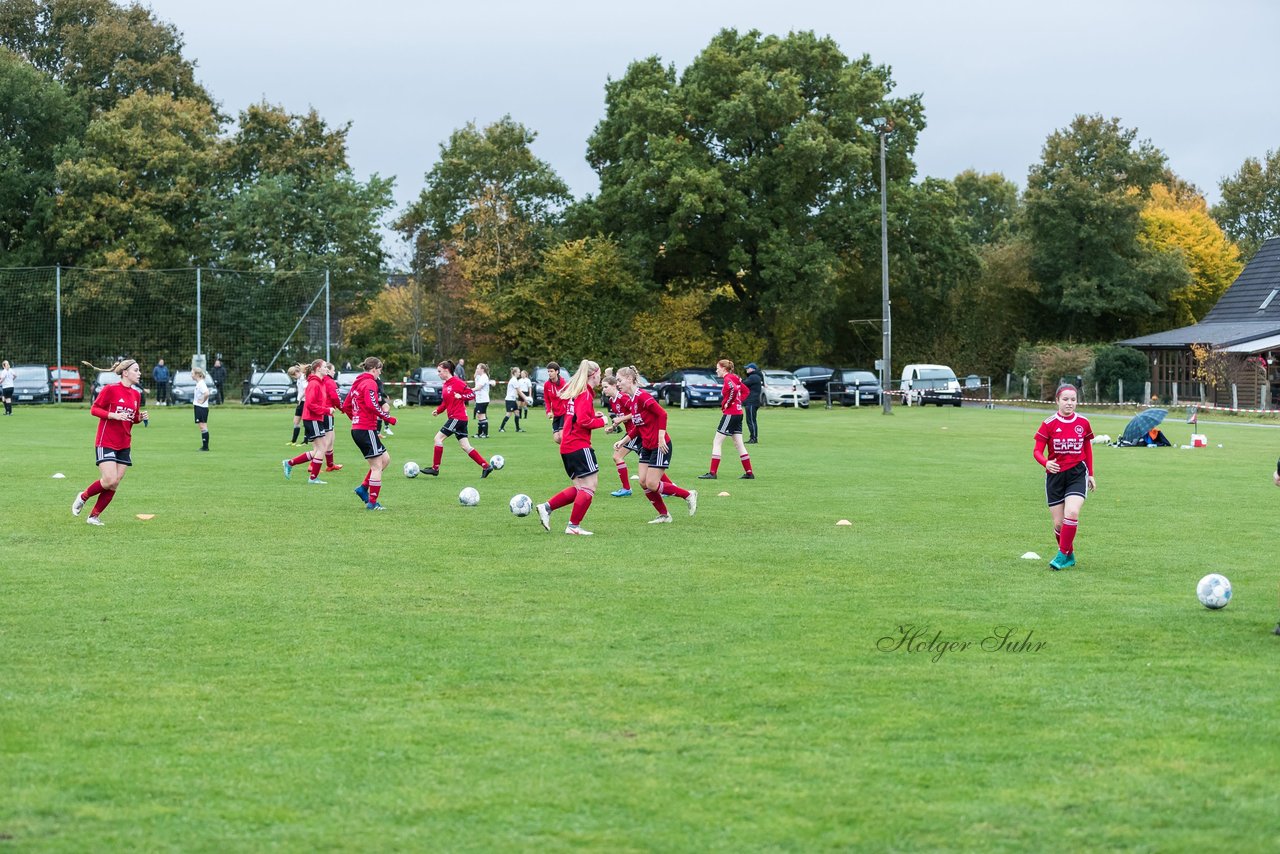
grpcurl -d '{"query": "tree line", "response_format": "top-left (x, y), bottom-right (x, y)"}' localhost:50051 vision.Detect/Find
top-left (3, 1), bottom-right (1277, 378)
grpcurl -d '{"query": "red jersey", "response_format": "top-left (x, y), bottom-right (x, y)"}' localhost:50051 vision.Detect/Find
top-left (544, 376), bottom-right (568, 416)
top-left (303, 373), bottom-right (337, 420)
top-left (1034, 413), bottom-right (1094, 474)
top-left (720, 372), bottom-right (745, 415)
top-left (91, 382), bottom-right (143, 449)
top-left (344, 372), bottom-right (395, 430)
top-left (608, 392), bottom-right (632, 418)
top-left (630, 390), bottom-right (668, 448)
top-left (434, 375), bottom-right (474, 420)
top-left (559, 388), bottom-right (608, 453)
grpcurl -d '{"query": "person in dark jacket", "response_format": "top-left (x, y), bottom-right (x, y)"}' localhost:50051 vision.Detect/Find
top-left (742, 362), bottom-right (763, 444)
top-left (152, 359), bottom-right (170, 405)
top-left (210, 358), bottom-right (227, 405)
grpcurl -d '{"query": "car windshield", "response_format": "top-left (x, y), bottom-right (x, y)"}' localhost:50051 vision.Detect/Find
top-left (918, 368), bottom-right (956, 381)
top-left (844, 371), bottom-right (877, 384)
top-left (682, 372), bottom-right (717, 385)
top-left (50, 368), bottom-right (78, 379)
top-left (338, 372), bottom-right (360, 386)
top-left (764, 371), bottom-right (796, 383)
top-left (14, 367), bottom-right (47, 381)
top-left (252, 372), bottom-right (290, 385)
top-left (173, 371), bottom-right (196, 384)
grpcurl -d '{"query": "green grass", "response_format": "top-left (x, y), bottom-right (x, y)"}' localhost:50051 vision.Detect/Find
top-left (3, 402), bottom-right (1279, 851)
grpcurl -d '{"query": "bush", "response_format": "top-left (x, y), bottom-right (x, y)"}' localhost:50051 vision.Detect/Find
top-left (1092, 345), bottom-right (1149, 402)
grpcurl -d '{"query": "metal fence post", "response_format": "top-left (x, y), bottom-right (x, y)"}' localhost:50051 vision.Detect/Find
top-left (195, 267), bottom-right (202, 362)
top-left (325, 269), bottom-right (331, 363)
top-left (1232, 384), bottom-right (1238, 411)
top-left (1172, 382), bottom-right (1178, 406)
top-left (1118, 379), bottom-right (1124, 404)
top-left (55, 265), bottom-right (62, 402)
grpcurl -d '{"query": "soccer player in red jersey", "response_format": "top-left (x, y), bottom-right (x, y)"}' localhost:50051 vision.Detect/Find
top-left (615, 366), bottom-right (697, 523)
top-left (698, 358), bottom-right (754, 480)
top-left (536, 360), bottom-right (608, 535)
top-left (72, 358), bottom-right (148, 526)
top-left (601, 375), bottom-right (636, 497)
top-left (282, 361), bottom-right (338, 484)
top-left (543, 361), bottom-right (568, 443)
top-left (343, 356), bottom-right (397, 510)
top-left (1033, 384), bottom-right (1097, 570)
top-left (426, 360), bottom-right (494, 477)
top-left (322, 362), bottom-right (343, 471)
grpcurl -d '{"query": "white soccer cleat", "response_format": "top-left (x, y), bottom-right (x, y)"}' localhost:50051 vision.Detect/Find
top-left (86, 516), bottom-right (104, 526)
top-left (687, 489), bottom-right (698, 516)
top-left (71, 493), bottom-right (86, 517)
top-left (564, 525), bottom-right (593, 536)
top-left (648, 514), bottom-right (673, 524)
top-left (537, 502), bottom-right (551, 532)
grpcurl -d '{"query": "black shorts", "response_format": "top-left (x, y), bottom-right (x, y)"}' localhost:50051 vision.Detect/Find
top-left (193, 405), bottom-right (208, 423)
top-left (474, 402), bottom-right (489, 416)
top-left (551, 415), bottom-right (565, 433)
top-left (716, 414), bottom-right (743, 436)
top-left (303, 419), bottom-right (326, 443)
top-left (639, 439), bottom-right (673, 469)
top-left (441, 418), bottom-right (469, 439)
top-left (294, 401), bottom-right (304, 417)
top-left (620, 434), bottom-right (643, 455)
top-left (505, 399), bottom-right (518, 412)
top-left (1045, 462), bottom-right (1089, 506)
top-left (351, 428), bottom-right (388, 460)
top-left (95, 445), bottom-right (132, 467)
top-left (326, 413), bottom-right (335, 433)
top-left (561, 447), bottom-right (599, 480)
top-left (2, 386), bottom-right (12, 399)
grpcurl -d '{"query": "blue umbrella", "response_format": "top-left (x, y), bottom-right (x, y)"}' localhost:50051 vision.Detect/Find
top-left (1121, 408), bottom-right (1168, 445)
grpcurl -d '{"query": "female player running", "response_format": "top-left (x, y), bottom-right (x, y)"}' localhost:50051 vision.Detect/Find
top-left (1033, 384), bottom-right (1097, 570)
top-left (536, 360), bottom-right (607, 535)
top-left (616, 366), bottom-right (696, 523)
top-left (601, 374), bottom-right (636, 497)
top-left (698, 359), bottom-right (754, 480)
top-left (344, 357), bottom-right (396, 510)
top-left (499, 366), bottom-right (521, 433)
top-left (72, 358), bottom-right (148, 525)
top-left (426, 360), bottom-right (493, 477)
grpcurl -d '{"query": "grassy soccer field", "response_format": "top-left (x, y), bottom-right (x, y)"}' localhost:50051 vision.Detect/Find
top-left (2, 401), bottom-right (1279, 850)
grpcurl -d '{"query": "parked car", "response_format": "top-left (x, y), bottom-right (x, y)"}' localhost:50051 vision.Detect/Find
top-left (92, 370), bottom-right (147, 405)
top-left (761, 370), bottom-right (811, 407)
top-left (169, 370), bottom-right (209, 405)
top-left (651, 368), bottom-right (722, 408)
top-left (900, 363), bottom-right (963, 407)
top-left (827, 369), bottom-right (882, 407)
top-left (405, 367), bottom-right (444, 406)
top-left (49, 365), bottom-right (85, 401)
top-left (791, 365), bottom-right (835, 400)
top-left (10, 365), bottom-right (53, 403)
top-left (244, 371), bottom-right (297, 405)
top-left (336, 371), bottom-right (361, 402)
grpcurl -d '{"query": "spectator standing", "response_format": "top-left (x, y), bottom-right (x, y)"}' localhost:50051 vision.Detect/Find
top-left (210, 358), bottom-right (227, 405)
top-left (742, 362), bottom-right (763, 444)
top-left (152, 359), bottom-right (170, 405)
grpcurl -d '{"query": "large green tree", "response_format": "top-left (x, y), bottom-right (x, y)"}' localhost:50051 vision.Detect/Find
top-left (0, 0), bottom-right (211, 115)
top-left (0, 45), bottom-right (84, 265)
top-left (953, 169), bottom-right (1019, 246)
top-left (581, 29), bottom-right (925, 362)
top-left (1023, 115), bottom-right (1187, 340)
top-left (1212, 149), bottom-right (1280, 263)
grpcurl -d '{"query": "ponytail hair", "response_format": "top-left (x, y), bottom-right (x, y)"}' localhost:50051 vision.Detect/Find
top-left (717, 358), bottom-right (735, 373)
top-left (616, 365), bottom-right (639, 386)
top-left (83, 358), bottom-right (137, 376)
top-left (436, 359), bottom-right (454, 376)
top-left (559, 359), bottom-right (600, 400)
top-left (361, 356), bottom-right (383, 372)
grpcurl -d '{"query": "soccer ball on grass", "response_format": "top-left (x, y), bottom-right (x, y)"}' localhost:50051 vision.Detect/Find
top-left (490, 454), bottom-right (505, 470)
top-left (459, 487), bottom-right (480, 506)
top-left (1196, 573), bottom-right (1232, 610)
top-left (403, 461), bottom-right (420, 478)
top-left (509, 493), bottom-right (532, 516)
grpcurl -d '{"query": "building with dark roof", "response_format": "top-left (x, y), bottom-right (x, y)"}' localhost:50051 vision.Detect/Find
top-left (1119, 236), bottom-right (1280, 408)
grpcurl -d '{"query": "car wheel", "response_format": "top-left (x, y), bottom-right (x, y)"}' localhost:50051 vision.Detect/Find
top-left (801, 401), bottom-right (810, 408)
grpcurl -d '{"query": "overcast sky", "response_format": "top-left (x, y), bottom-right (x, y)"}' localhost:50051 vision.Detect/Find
top-left (145, 0), bottom-right (1278, 262)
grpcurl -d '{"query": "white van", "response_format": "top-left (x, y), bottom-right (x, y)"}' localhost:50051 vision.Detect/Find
top-left (900, 364), bottom-right (963, 407)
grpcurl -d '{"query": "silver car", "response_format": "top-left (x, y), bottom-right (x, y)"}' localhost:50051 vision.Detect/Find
top-left (762, 370), bottom-right (811, 408)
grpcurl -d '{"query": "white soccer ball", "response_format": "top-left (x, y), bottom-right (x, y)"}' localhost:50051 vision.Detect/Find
top-left (458, 486), bottom-right (480, 506)
top-left (403, 461), bottom-right (420, 478)
top-left (490, 454), bottom-right (505, 470)
top-left (391, 398), bottom-right (405, 409)
top-left (1196, 573), bottom-right (1232, 610)
top-left (509, 493), bottom-right (533, 517)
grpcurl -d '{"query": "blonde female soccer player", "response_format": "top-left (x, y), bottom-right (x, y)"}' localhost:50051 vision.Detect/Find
top-left (72, 359), bottom-right (148, 525)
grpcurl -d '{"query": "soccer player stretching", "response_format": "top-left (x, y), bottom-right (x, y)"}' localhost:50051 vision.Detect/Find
top-left (72, 359), bottom-right (148, 526)
top-left (1033, 384), bottom-right (1097, 570)
top-left (698, 358), bottom-right (754, 480)
top-left (602, 375), bottom-right (636, 497)
top-left (344, 357), bottom-right (397, 511)
top-left (616, 366), bottom-right (696, 523)
top-left (426, 360), bottom-right (493, 477)
top-left (537, 360), bottom-right (607, 535)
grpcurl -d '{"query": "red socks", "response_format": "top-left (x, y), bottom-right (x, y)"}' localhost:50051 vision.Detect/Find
top-left (91, 488), bottom-right (115, 517)
top-left (709, 456), bottom-right (721, 475)
top-left (569, 488), bottom-right (594, 525)
top-left (289, 451), bottom-right (311, 466)
top-left (740, 453), bottom-right (752, 474)
top-left (368, 479), bottom-right (381, 504)
top-left (617, 462), bottom-right (630, 489)
top-left (325, 451), bottom-right (335, 467)
top-left (433, 445), bottom-right (444, 469)
top-left (659, 480), bottom-right (689, 499)
top-left (644, 488), bottom-right (668, 516)
top-left (309, 459), bottom-right (322, 479)
top-left (468, 449), bottom-right (487, 468)
top-left (1059, 518), bottom-right (1078, 554)
top-left (548, 486), bottom-right (577, 511)
top-left (82, 480), bottom-right (104, 500)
